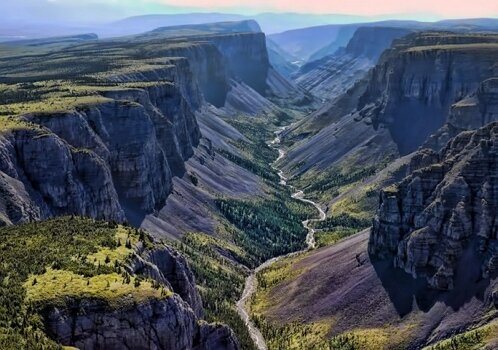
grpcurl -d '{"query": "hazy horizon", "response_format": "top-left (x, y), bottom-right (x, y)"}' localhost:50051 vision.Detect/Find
top-left (3, 0), bottom-right (498, 25)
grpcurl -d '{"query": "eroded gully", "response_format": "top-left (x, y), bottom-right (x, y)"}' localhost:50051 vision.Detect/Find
top-left (236, 127), bottom-right (327, 350)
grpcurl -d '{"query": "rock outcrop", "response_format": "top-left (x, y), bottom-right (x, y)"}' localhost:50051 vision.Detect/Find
top-left (44, 243), bottom-right (238, 350)
top-left (293, 27), bottom-right (411, 101)
top-left (0, 21), bottom-right (295, 226)
top-left (130, 244), bottom-right (205, 318)
top-left (0, 127), bottom-right (125, 225)
top-left (370, 121), bottom-right (498, 290)
top-left (358, 32), bottom-right (498, 154)
top-left (425, 77), bottom-right (498, 150)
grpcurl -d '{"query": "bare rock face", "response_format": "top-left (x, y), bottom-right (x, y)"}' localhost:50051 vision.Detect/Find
top-left (358, 32), bottom-right (498, 154)
top-left (0, 128), bottom-right (125, 225)
top-left (129, 245), bottom-right (205, 318)
top-left (370, 121), bottom-right (498, 290)
top-left (425, 77), bottom-right (498, 150)
top-left (3, 81), bottom-right (201, 224)
top-left (46, 297), bottom-right (239, 350)
top-left (293, 27), bottom-right (412, 101)
top-left (44, 244), bottom-right (239, 350)
top-left (208, 32), bottom-right (271, 97)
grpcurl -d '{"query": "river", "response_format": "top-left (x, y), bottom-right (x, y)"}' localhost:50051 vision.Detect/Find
top-left (235, 127), bottom-right (327, 350)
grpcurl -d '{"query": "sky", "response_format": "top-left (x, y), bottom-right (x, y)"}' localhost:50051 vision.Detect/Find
top-left (3, 0), bottom-right (498, 24)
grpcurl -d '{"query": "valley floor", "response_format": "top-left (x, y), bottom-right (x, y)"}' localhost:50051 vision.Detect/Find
top-left (250, 229), bottom-right (498, 350)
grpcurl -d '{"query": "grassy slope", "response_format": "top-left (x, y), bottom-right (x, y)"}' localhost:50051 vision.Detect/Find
top-left (0, 217), bottom-right (169, 350)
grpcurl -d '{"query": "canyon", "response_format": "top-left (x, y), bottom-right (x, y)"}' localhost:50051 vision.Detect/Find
top-left (1, 16), bottom-right (498, 350)
top-left (249, 30), bottom-right (498, 349)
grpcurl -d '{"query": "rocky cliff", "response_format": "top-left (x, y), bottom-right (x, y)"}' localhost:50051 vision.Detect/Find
top-left (44, 243), bottom-right (239, 350)
top-left (425, 77), bottom-right (498, 150)
top-left (0, 81), bottom-right (201, 225)
top-left (0, 22), bottom-right (290, 227)
top-left (293, 26), bottom-right (411, 101)
top-left (0, 217), bottom-right (239, 350)
top-left (358, 32), bottom-right (498, 154)
top-left (370, 121), bottom-right (498, 290)
top-left (46, 297), bottom-right (238, 350)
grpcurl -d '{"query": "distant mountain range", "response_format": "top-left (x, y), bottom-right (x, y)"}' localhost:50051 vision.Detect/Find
top-left (2, 11), bottom-right (497, 42)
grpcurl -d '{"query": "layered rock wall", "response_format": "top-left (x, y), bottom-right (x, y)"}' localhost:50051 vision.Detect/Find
top-left (45, 244), bottom-right (238, 350)
top-left (370, 122), bottom-right (498, 290)
top-left (0, 31), bottom-right (277, 226)
top-left (359, 34), bottom-right (498, 154)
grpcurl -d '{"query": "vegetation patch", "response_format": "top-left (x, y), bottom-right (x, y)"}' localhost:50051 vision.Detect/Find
top-left (216, 197), bottom-right (315, 266)
top-left (251, 253), bottom-right (309, 315)
top-left (0, 117), bottom-right (38, 132)
top-left (314, 227), bottom-right (361, 247)
top-left (0, 217), bottom-right (165, 350)
top-left (252, 314), bottom-right (414, 350)
top-left (25, 269), bottom-right (169, 309)
top-left (424, 320), bottom-right (498, 350)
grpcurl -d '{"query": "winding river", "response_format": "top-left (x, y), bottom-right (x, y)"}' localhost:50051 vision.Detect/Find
top-left (236, 127), bottom-right (327, 350)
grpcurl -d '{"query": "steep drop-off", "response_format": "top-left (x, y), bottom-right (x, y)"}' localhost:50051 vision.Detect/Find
top-left (293, 27), bottom-right (412, 101)
top-left (0, 217), bottom-right (239, 350)
top-left (358, 32), bottom-right (498, 154)
top-left (370, 121), bottom-right (498, 290)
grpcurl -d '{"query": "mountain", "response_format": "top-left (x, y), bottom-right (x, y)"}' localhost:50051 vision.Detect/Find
top-left (358, 31), bottom-right (498, 154)
top-left (114, 13), bottom-right (371, 37)
top-left (283, 31), bottom-right (498, 179)
top-left (268, 24), bottom-right (347, 62)
top-left (269, 18), bottom-right (498, 63)
top-left (248, 30), bottom-right (498, 349)
top-left (0, 20), bottom-right (315, 349)
top-left (104, 13), bottom-right (247, 37)
top-left (4, 12), bottom-right (498, 350)
top-left (293, 26), bottom-right (412, 100)
top-left (266, 38), bottom-right (300, 78)
top-left (371, 121), bottom-right (498, 291)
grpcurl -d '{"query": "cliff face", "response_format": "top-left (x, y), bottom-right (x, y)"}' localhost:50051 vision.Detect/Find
top-left (358, 33), bottom-right (498, 154)
top-left (0, 127), bottom-right (125, 224)
top-left (293, 27), bottom-right (411, 101)
top-left (0, 25), bottom-right (285, 226)
top-left (425, 77), bottom-right (498, 150)
top-left (41, 233), bottom-right (238, 350)
top-left (0, 81), bottom-right (201, 225)
top-left (345, 27), bottom-right (412, 62)
top-left (370, 121), bottom-right (498, 290)
top-left (209, 33), bottom-right (271, 96)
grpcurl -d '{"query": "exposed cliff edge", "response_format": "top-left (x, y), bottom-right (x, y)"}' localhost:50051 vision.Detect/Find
top-left (426, 77), bottom-right (498, 150)
top-left (0, 82), bottom-right (201, 226)
top-left (370, 121), bottom-right (498, 290)
top-left (357, 32), bottom-right (498, 154)
top-left (293, 27), bottom-right (412, 101)
top-left (0, 20), bottom-right (303, 227)
top-left (0, 217), bottom-right (239, 350)
top-left (46, 244), bottom-right (239, 350)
